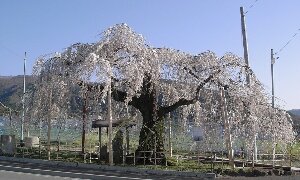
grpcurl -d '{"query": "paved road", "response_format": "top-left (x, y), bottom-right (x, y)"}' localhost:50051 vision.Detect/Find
top-left (0, 161), bottom-right (209, 180)
top-left (2, 160), bottom-right (300, 180)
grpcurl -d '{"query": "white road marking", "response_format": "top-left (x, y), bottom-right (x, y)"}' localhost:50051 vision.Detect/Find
top-left (0, 164), bottom-right (153, 180)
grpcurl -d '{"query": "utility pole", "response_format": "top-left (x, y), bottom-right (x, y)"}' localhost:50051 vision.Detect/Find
top-left (271, 49), bottom-right (275, 108)
top-left (241, 6), bottom-right (257, 162)
top-left (271, 49), bottom-right (276, 168)
top-left (240, 7), bottom-right (250, 83)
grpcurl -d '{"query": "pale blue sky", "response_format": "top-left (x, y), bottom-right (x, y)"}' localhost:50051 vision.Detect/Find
top-left (0, 0), bottom-right (299, 110)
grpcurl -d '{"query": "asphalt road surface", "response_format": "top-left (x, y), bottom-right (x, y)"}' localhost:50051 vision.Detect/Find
top-left (0, 161), bottom-right (209, 180)
top-left (2, 160), bottom-right (300, 180)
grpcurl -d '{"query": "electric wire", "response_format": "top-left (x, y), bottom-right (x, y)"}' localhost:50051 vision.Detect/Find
top-left (244, 0), bottom-right (258, 14)
top-left (274, 28), bottom-right (300, 55)
top-left (0, 42), bottom-right (22, 58)
top-left (243, 0), bottom-right (299, 57)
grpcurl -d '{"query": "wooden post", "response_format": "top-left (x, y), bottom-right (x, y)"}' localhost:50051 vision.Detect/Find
top-left (220, 87), bottom-right (234, 170)
top-left (290, 148), bottom-right (292, 167)
top-left (272, 143), bottom-right (276, 168)
top-left (252, 150), bottom-right (254, 171)
top-left (9, 108), bottom-right (12, 135)
top-left (211, 154), bottom-right (213, 173)
top-left (154, 136), bottom-right (157, 166)
top-left (21, 52), bottom-right (26, 143)
top-left (98, 127), bottom-right (101, 160)
top-left (47, 89), bottom-right (52, 160)
top-left (168, 111), bottom-right (172, 157)
top-left (126, 107), bottom-right (130, 155)
top-left (108, 69), bottom-right (113, 166)
top-left (82, 94), bottom-right (87, 163)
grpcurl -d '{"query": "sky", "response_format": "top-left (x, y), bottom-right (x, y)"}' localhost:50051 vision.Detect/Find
top-left (0, 0), bottom-right (299, 110)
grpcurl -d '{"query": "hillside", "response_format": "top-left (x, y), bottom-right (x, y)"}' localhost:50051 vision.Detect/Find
top-left (288, 109), bottom-right (300, 125)
top-left (0, 75), bottom-right (35, 111)
top-left (289, 109), bottom-right (300, 116)
top-left (1, 75), bottom-right (300, 125)
top-left (0, 75), bottom-right (83, 114)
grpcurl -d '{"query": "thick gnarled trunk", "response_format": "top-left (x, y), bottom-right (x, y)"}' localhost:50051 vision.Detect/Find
top-left (136, 112), bottom-right (165, 164)
top-left (108, 73), bottom-right (217, 164)
top-left (134, 81), bottom-right (165, 164)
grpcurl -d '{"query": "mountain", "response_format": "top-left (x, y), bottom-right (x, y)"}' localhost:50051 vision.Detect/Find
top-left (0, 75), bottom-right (35, 111)
top-left (289, 109), bottom-right (300, 116)
top-left (1, 75), bottom-right (300, 125)
top-left (0, 75), bottom-right (82, 114)
top-left (287, 112), bottom-right (300, 125)
top-left (287, 109), bottom-right (300, 125)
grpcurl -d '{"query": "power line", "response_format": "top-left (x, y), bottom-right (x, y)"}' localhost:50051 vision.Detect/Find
top-left (0, 42), bottom-right (22, 58)
top-left (244, 0), bottom-right (258, 14)
top-left (274, 28), bottom-right (300, 55)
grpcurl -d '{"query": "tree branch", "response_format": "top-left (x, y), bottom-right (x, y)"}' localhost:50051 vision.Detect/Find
top-left (78, 80), bottom-right (140, 109)
top-left (159, 69), bottom-right (221, 116)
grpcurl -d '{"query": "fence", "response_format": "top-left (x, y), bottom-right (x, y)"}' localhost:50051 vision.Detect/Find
top-left (2, 139), bottom-right (300, 174)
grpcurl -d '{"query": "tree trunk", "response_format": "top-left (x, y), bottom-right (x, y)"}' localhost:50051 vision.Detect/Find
top-left (135, 84), bottom-right (165, 164)
top-left (108, 73), bottom-right (217, 164)
top-left (136, 112), bottom-right (165, 164)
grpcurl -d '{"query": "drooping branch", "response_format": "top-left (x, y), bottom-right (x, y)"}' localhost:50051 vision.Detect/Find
top-left (0, 101), bottom-right (19, 115)
top-left (78, 80), bottom-right (141, 110)
top-left (111, 87), bottom-right (141, 109)
top-left (159, 69), bottom-right (221, 116)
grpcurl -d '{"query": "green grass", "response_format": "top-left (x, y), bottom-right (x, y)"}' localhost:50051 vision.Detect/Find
top-left (3, 124), bottom-right (300, 172)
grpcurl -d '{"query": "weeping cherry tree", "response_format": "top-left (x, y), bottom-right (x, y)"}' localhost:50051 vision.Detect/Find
top-left (31, 24), bottom-right (294, 162)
